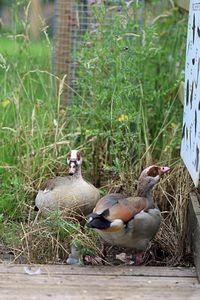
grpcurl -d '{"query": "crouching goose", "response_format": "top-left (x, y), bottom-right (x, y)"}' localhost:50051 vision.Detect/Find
top-left (87, 165), bottom-right (170, 265)
top-left (35, 149), bottom-right (100, 218)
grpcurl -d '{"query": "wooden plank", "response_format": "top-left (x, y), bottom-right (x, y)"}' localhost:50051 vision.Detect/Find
top-left (178, 81), bottom-right (184, 105)
top-left (0, 265), bottom-right (199, 300)
top-left (174, 0), bottom-right (189, 11)
top-left (0, 275), bottom-right (198, 289)
top-left (0, 282), bottom-right (199, 300)
top-left (0, 264), bottom-right (196, 278)
top-left (188, 192), bottom-right (200, 282)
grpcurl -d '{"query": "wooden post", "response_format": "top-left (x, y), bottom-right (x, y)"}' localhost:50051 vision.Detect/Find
top-left (30, 0), bottom-right (43, 39)
top-left (178, 81), bottom-right (184, 105)
top-left (188, 193), bottom-right (200, 282)
top-left (176, 0), bottom-right (188, 105)
top-left (174, 0), bottom-right (189, 11)
top-left (54, 0), bottom-right (77, 105)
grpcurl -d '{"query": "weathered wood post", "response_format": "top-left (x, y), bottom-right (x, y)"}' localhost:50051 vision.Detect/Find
top-left (54, 0), bottom-right (77, 104)
top-left (30, 0), bottom-right (43, 39)
top-left (174, 0), bottom-right (189, 11)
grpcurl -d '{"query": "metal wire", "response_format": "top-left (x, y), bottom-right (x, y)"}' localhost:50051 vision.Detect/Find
top-left (53, 0), bottom-right (145, 105)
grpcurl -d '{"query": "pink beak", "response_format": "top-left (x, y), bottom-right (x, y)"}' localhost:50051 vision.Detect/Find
top-left (160, 166), bottom-right (170, 176)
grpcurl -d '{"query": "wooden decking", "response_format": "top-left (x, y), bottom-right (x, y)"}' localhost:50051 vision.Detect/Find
top-left (0, 264), bottom-right (199, 300)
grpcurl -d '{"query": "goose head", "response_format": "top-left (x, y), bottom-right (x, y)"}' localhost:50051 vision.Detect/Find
top-left (137, 165), bottom-right (170, 197)
top-left (67, 149), bottom-right (82, 176)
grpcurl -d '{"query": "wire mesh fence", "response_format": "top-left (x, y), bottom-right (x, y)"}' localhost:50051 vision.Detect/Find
top-left (53, 0), bottom-right (146, 105)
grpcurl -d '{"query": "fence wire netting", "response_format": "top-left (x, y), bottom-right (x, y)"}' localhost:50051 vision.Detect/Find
top-left (53, 0), bottom-right (149, 104)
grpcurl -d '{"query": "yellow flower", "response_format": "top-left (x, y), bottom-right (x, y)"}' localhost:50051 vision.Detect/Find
top-left (118, 114), bottom-right (129, 122)
top-left (1, 99), bottom-right (11, 108)
top-left (171, 122), bottom-right (177, 129)
top-left (164, 145), bottom-right (170, 152)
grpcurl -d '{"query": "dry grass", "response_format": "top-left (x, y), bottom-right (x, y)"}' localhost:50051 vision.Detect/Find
top-left (146, 161), bottom-right (193, 266)
top-left (0, 1), bottom-right (192, 267)
top-left (0, 161), bottom-right (194, 267)
top-left (0, 208), bottom-right (100, 265)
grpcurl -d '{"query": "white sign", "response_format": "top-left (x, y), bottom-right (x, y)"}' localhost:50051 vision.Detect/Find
top-left (181, 0), bottom-right (200, 187)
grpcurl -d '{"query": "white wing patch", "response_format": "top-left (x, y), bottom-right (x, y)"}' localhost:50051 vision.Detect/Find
top-left (43, 188), bottom-right (50, 194)
top-left (88, 216), bottom-right (93, 222)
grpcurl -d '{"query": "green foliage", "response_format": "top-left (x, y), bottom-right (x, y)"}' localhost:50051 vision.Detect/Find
top-left (0, 174), bottom-right (27, 219)
top-left (0, 22), bottom-right (55, 222)
top-left (71, 4), bottom-right (187, 173)
top-left (0, 1), bottom-right (189, 263)
top-left (38, 209), bottom-right (81, 241)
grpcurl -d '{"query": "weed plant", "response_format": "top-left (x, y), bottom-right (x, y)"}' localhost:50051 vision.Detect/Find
top-left (0, 1), bottom-right (192, 265)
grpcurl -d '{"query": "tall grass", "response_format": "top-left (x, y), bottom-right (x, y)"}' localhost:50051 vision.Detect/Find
top-left (68, 2), bottom-right (187, 187)
top-left (0, 1), bottom-right (192, 265)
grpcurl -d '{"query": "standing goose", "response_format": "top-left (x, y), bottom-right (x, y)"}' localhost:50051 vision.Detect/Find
top-left (87, 165), bottom-right (170, 265)
top-left (35, 149), bottom-right (100, 217)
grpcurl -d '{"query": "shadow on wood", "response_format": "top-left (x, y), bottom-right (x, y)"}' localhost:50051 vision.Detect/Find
top-left (188, 192), bottom-right (200, 282)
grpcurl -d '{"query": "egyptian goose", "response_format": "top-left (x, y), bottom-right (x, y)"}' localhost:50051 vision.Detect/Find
top-left (87, 165), bottom-right (170, 265)
top-left (35, 149), bottom-right (100, 218)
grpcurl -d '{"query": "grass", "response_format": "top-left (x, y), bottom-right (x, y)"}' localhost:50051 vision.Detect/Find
top-left (0, 1), bottom-right (193, 266)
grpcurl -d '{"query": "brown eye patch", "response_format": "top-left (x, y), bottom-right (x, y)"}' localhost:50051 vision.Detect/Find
top-left (76, 151), bottom-right (81, 161)
top-left (147, 166), bottom-right (160, 177)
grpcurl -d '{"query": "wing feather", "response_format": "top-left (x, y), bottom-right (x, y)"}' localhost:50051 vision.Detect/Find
top-left (94, 193), bottom-right (149, 222)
